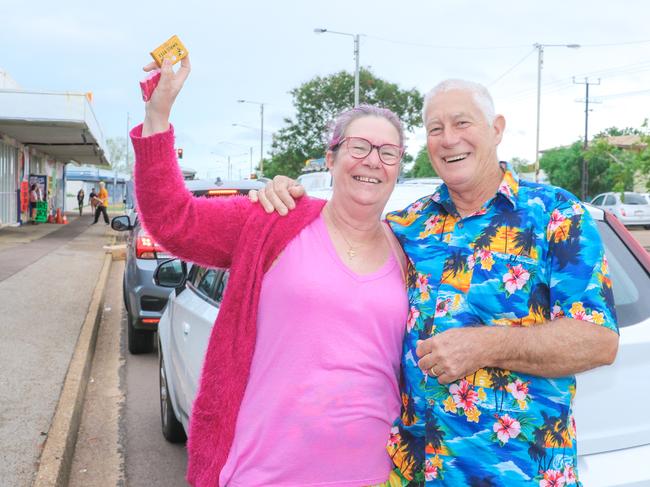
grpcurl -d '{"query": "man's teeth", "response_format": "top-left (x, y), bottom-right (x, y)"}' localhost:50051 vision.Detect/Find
top-left (444, 153), bottom-right (469, 163)
top-left (353, 176), bottom-right (380, 183)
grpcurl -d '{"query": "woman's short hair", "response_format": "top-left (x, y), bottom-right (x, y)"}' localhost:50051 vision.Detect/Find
top-left (422, 79), bottom-right (496, 126)
top-left (327, 104), bottom-right (404, 150)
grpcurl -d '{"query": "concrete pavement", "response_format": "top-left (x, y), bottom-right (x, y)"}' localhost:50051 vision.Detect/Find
top-left (0, 214), bottom-right (116, 486)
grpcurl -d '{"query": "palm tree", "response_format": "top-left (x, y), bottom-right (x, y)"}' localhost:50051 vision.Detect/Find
top-left (551, 215), bottom-right (582, 271)
top-left (528, 283), bottom-right (550, 320)
top-left (514, 225), bottom-right (536, 258)
top-left (527, 437), bottom-right (547, 472)
top-left (389, 427), bottom-right (425, 480)
top-left (489, 209), bottom-right (522, 253)
top-left (441, 249), bottom-right (466, 282)
top-left (425, 410), bottom-right (447, 452)
top-left (486, 368), bottom-right (510, 411)
top-left (474, 223), bottom-right (499, 250)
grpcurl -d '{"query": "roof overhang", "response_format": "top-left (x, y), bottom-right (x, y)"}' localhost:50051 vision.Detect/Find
top-left (0, 89), bottom-right (110, 166)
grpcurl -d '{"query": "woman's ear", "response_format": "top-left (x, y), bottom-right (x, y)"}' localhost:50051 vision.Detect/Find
top-left (326, 150), bottom-right (336, 170)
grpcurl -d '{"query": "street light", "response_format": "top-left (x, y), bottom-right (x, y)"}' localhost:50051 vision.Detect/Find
top-left (534, 42), bottom-right (580, 181)
top-left (237, 99), bottom-right (265, 175)
top-left (213, 151), bottom-right (248, 180)
top-left (213, 142), bottom-right (253, 178)
top-left (314, 28), bottom-right (361, 107)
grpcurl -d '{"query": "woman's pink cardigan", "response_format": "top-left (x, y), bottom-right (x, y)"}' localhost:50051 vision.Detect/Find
top-left (131, 124), bottom-right (326, 486)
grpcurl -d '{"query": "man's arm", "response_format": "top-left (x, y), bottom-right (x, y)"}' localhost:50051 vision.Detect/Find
top-left (416, 318), bottom-right (619, 384)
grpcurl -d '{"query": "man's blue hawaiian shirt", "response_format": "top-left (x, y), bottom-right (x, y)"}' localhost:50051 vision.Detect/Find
top-left (385, 163), bottom-right (618, 486)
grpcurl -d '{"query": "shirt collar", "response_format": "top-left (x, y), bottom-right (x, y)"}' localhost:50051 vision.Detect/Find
top-left (430, 161), bottom-right (520, 215)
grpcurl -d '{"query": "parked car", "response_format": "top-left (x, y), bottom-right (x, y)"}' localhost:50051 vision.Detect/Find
top-left (590, 191), bottom-right (650, 228)
top-left (111, 178), bottom-right (264, 354)
top-left (308, 180), bottom-right (442, 218)
top-left (153, 201), bottom-right (650, 486)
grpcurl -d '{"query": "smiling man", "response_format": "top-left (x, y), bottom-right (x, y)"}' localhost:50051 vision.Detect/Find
top-left (384, 79), bottom-right (619, 486)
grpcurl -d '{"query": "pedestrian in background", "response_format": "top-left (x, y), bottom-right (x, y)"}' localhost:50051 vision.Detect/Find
top-left (76, 188), bottom-right (85, 216)
top-left (89, 187), bottom-right (97, 213)
top-left (29, 183), bottom-right (39, 224)
top-left (92, 181), bottom-right (109, 225)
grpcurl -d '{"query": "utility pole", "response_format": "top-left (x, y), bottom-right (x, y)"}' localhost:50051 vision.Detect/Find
top-left (573, 77), bottom-right (600, 200)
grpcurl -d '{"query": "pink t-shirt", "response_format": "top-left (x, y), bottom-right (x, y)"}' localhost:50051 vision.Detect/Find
top-left (219, 214), bottom-right (408, 487)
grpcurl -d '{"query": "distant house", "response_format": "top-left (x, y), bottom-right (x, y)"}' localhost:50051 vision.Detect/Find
top-left (605, 135), bottom-right (648, 192)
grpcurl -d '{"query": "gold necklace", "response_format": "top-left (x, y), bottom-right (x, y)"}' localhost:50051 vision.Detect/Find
top-left (325, 205), bottom-right (380, 260)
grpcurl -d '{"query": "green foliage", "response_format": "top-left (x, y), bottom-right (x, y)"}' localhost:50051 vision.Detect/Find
top-left (106, 137), bottom-right (132, 173)
top-left (594, 126), bottom-right (645, 137)
top-left (405, 145), bottom-right (438, 178)
top-left (539, 142), bottom-right (583, 195)
top-left (510, 156), bottom-right (534, 174)
top-left (264, 68), bottom-right (423, 178)
top-left (540, 131), bottom-right (647, 199)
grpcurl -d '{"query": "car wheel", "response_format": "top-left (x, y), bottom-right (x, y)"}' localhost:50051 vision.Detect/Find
top-left (159, 346), bottom-right (186, 443)
top-left (127, 313), bottom-right (154, 354)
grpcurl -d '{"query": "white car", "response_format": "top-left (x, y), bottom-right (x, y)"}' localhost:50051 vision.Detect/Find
top-left (154, 203), bottom-right (650, 486)
top-left (590, 191), bottom-right (650, 228)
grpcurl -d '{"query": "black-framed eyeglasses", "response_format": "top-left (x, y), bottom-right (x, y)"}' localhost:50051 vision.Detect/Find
top-left (331, 136), bottom-right (404, 166)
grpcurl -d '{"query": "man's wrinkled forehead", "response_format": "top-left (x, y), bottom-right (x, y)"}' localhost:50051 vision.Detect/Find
top-left (424, 91), bottom-right (484, 124)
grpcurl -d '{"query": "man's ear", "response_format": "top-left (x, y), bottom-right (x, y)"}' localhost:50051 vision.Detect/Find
top-left (493, 115), bottom-right (506, 145)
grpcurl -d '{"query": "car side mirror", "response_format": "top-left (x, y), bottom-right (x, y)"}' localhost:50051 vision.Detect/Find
top-left (154, 259), bottom-right (188, 290)
top-left (111, 215), bottom-right (133, 232)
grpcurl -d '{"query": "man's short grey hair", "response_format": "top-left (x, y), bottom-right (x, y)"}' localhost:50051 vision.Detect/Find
top-left (422, 79), bottom-right (496, 126)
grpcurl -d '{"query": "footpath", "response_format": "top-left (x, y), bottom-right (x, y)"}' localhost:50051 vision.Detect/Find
top-left (0, 213), bottom-right (119, 487)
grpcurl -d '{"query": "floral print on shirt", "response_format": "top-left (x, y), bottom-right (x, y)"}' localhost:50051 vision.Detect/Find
top-left (385, 163), bottom-right (618, 486)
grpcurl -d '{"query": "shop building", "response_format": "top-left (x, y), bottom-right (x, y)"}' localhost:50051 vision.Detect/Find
top-left (0, 69), bottom-right (109, 226)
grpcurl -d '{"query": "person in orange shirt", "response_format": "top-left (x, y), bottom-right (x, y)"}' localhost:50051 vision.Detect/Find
top-left (92, 181), bottom-right (109, 224)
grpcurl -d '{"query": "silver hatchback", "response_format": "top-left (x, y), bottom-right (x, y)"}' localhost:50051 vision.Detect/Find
top-left (111, 178), bottom-right (263, 354)
top-left (590, 191), bottom-right (650, 228)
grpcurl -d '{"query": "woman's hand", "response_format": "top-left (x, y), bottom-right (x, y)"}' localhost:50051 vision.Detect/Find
top-left (142, 55), bottom-right (191, 136)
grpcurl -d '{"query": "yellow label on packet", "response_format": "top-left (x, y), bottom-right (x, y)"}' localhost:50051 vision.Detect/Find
top-left (150, 35), bottom-right (188, 67)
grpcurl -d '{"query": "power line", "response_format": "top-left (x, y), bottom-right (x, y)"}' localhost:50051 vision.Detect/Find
top-left (488, 48), bottom-right (537, 87)
top-left (365, 35), bottom-right (529, 51)
top-left (579, 39), bottom-right (650, 48)
top-left (593, 88), bottom-right (650, 100)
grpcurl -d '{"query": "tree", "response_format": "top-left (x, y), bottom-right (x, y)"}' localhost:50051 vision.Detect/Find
top-left (264, 68), bottom-right (423, 178)
top-left (539, 135), bottom-right (640, 198)
top-left (510, 156), bottom-right (534, 174)
top-left (106, 136), bottom-right (133, 173)
top-left (405, 145), bottom-right (438, 178)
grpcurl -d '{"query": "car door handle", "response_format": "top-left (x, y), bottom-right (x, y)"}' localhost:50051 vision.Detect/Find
top-left (183, 322), bottom-right (190, 336)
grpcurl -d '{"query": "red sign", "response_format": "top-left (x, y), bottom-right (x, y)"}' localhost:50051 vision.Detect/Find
top-left (20, 180), bottom-right (29, 212)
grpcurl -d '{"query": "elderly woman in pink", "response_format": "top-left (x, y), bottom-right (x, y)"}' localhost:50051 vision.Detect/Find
top-left (132, 55), bottom-right (408, 487)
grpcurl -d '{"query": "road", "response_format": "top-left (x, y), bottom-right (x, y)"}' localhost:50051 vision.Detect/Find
top-left (69, 259), bottom-right (187, 487)
top-left (629, 227), bottom-right (650, 251)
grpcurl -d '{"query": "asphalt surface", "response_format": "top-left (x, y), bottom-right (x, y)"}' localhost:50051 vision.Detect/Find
top-left (69, 260), bottom-right (187, 487)
top-left (0, 215), bottom-right (113, 486)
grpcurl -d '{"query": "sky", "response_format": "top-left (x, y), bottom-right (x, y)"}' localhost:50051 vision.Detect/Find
top-left (2, 0), bottom-right (650, 179)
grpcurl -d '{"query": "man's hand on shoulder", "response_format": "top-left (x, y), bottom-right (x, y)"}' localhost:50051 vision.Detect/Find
top-left (249, 175), bottom-right (306, 216)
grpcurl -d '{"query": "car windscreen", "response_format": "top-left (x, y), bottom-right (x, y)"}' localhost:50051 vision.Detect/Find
top-left (597, 220), bottom-right (650, 328)
top-left (622, 193), bottom-right (647, 205)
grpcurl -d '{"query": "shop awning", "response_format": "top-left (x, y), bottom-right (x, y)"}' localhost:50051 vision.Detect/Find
top-left (0, 89), bottom-right (110, 166)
